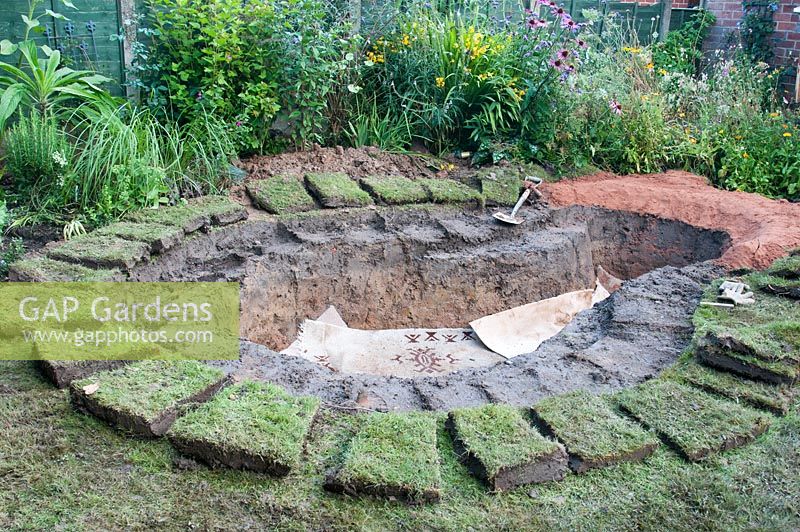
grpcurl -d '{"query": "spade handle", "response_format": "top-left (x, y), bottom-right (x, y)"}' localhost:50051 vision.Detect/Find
top-left (510, 189), bottom-right (531, 218)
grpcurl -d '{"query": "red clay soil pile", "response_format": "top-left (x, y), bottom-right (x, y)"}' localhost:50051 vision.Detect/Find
top-left (543, 170), bottom-right (800, 270)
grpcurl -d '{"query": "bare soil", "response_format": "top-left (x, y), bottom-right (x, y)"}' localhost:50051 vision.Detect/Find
top-left (544, 170), bottom-right (800, 270)
top-left (239, 146), bottom-right (445, 180)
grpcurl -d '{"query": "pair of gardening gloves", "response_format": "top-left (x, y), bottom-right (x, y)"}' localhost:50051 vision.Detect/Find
top-left (717, 280), bottom-right (755, 306)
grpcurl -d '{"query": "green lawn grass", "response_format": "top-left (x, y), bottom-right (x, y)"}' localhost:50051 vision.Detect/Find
top-left (667, 358), bottom-right (796, 415)
top-left (766, 254), bottom-right (800, 279)
top-left (448, 404), bottom-right (561, 479)
top-left (360, 176), bottom-right (430, 205)
top-left (418, 178), bottom-right (483, 205)
top-left (532, 390), bottom-right (659, 472)
top-left (71, 361), bottom-right (225, 424)
top-left (168, 381), bottom-right (319, 474)
top-left (328, 412), bottom-right (441, 503)
top-left (615, 380), bottom-right (772, 461)
top-left (305, 172), bottom-right (373, 208)
top-left (8, 257), bottom-right (122, 282)
top-left (94, 222), bottom-right (183, 253)
top-left (477, 170), bottom-right (523, 206)
top-left (46, 235), bottom-right (150, 270)
top-left (0, 361), bottom-right (798, 530)
top-left (246, 176), bottom-right (317, 214)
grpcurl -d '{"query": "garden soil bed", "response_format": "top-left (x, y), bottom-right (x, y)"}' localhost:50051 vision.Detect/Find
top-left (543, 170), bottom-right (800, 270)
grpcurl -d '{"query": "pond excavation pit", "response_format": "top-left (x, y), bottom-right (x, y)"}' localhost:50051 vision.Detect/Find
top-left (129, 204), bottom-right (730, 411)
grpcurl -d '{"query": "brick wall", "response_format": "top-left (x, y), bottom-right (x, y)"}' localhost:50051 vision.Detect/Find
top-left (702, 1), bottom-right (800, 69)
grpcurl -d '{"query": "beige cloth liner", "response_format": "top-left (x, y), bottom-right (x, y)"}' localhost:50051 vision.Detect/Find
top-left (283, 281), bottom-right (611, 377)
top-left (469, 281), bottom-right (610, 359)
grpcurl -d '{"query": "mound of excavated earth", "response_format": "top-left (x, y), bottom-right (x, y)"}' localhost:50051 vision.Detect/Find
top-left (543, 170), bottom-right (800, 270)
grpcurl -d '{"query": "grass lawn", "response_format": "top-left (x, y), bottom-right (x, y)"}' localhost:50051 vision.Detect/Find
top-left (1, 361), bottom-right (798, 530)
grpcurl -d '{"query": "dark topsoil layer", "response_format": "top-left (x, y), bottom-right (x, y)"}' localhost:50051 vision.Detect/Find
top-left (128, 204), bottom-right (728, 411)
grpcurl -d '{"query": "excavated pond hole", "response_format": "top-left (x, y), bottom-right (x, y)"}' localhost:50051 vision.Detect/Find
top-left (130, 205), bottom-right (730, 410)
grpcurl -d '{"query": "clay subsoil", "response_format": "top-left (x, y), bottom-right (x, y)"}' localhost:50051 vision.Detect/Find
top-left (543, 170), bottom-right (800, 270)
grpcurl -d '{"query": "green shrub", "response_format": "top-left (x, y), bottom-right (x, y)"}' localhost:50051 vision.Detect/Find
top-left (4, 112), bottom-right (74, 209)
top-left (363, 0), bottom-right (587, 153)
top-left (141, 0), bottom-right (360, 153)
top-left (652, 10), bottom-right (716, 76)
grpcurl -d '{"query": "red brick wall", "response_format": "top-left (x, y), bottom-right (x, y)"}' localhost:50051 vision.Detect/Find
top-left (704, 1), bottom-right (800, 69)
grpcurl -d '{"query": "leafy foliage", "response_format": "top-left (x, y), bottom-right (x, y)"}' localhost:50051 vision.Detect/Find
top-left (653, 10), bottom-right (716, 75)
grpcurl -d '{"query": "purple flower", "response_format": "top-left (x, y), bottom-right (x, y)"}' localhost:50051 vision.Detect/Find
top-left (528, 17), bottom-right (549, 29)
top-left (196, 91), bottom-right (203, 101)
top-left (609, 99), bottom-right (622, 115)
top-left (576, 38), bottom-right (587, 49)
top-left (557, 48), bottom-right (570, 59)
top-left (562, 18), bottom-right (579, 32)
top-left (236, 121), bottom-right (243, 127)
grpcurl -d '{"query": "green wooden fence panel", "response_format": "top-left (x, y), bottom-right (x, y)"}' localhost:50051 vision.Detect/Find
top-left (0, 0), bottom-right (125, 94)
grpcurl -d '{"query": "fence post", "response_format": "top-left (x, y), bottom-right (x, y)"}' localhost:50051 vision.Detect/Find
top-left (659, 0), bottom-right (673, 42)
top-left (117, 0), bottom-right (137, 99)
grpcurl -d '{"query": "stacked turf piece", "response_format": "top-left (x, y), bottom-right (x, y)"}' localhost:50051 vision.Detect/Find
top-left (305, 172), bottom-right (373, 208)
top-left (749, 253), bottom-right (800, 300)
top-left (33, 196), bottom-right (248, 277)
top-left (446, 404), bottom-right (567, 491)
top-left (94, 222), bottom-right (184, 254)
top-left (616, 380), bottom-right (771, 461)
top-left (669, 359), bottom-right (796, 416)
top-left (168, 381), bottom-right (319, 476)
top-left (324, 412), bottom-right (441, 503)
top-left (360, 176), bottom-right (429, 205)
top-left (531, 390), bottom-right (659, 473)
top-left (694, 278), bottom-right (800, 385)
top-left (246, 175), bottom-right (317, 214)
top-left (8, 257), bottom-right (123, 281)
top-left (38, 360), bottom-right (128, 389)
top-left (477, 169), bottom-right (523, 207)
top-left (418, 178), bottom-right (482, 205)
top-left (70, 361), bottom-right (228, 437)
top-left (47, 234), bottom-right (150, 270)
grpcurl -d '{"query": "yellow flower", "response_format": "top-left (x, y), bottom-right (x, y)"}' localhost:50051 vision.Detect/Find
top-left (435, 76), bottom-right (445, 88)
top-left (742, 152), bottom-right (749, 159)
top-left (689, 137), bottom-right (697, 144)
top-left (784, 132), bottom-right (792, 138)
top-left (769, 112), bottom-right (779, 118)
top-left (718, 129), bottom-right (724, 135)
top-left (646, 62), bottom-right (654, 70)
top-left (734, 135), bottom-right (743, 140)
top-left (516, 88), bottom-right (526, 99)
top-left (366, 51), bottom-right (384, 64)
top-left (658, 68), bottom-right (668, 75)
top-left (401, 34), bottom-right (410, 46)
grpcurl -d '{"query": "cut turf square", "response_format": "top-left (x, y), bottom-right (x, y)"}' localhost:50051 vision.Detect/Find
top-left (419, 179), bottom-right (483, 205)
top-left (70, 361), bottom-right (228, 437)
top-left (38, 360), bottom-right (129, 389)
top-left (766, 254), bottom-right (800, 279)
top-left (669, 360), bottom-right (796, 416)
top-left (749, 272), bottom-right (800, 300)
top-left (446, 404), bottom-right (567, 491)
top-left (126, 204), bottom-right (210, 234)
top-left (94, 222), bottom-right (183, 254)
top-left (47, 234), bottom-right (150, 270)
top-left (168, 381), bottom-right (319, 476)
top-left (360, 176), bottom-right (429, 205)
top-left (247, 175), bottom-right (317, 214)
top-left (305, 172), bottom-right (373, 208)
top-left (8, 257), bottom-right (123, 282)
top-left (478, 170), bottom-right (523, 206)
top-left (187, 195), bottom-right (248, 226)
top-left (324, 412), bottom-right (441, 503)
top-left (531, 390), bottom-right (659, 473)
top-left (693, 280), bottom-right (800, 384)
top-left (615, 379), bottom-right (771, 462)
